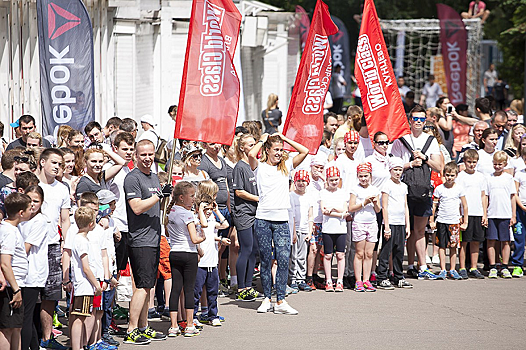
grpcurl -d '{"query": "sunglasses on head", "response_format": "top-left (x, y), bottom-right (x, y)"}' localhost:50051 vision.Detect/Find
top-left (423, 125), bottom-right (436, 132)
top-left (375, 140), bottom-right (389, 146)
top-left (412, 116), bottom-right (426, 123)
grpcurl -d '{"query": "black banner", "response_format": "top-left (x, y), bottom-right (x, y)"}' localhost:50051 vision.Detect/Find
top-left (37, 0), bottom-right (95, 136)
top-left (329, 16), bottom-right (351, 97)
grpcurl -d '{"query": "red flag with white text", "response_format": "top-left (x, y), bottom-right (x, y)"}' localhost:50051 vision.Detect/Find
top-left (174, 0), bottom-right (242, 145)
top-left (354, 0), bottom-right (409, 141)
top-left (283, 0), bottom-right (338, 154)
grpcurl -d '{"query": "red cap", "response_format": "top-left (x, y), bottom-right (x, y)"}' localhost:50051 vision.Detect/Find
top-left (326, 166), bottom-right (340, 178)
top-left (344, 130), bottom-right (360, 144)
top-left (357, 162), bottom-right (372, 173)
top-left (293, 170), bottom-right (310, 184)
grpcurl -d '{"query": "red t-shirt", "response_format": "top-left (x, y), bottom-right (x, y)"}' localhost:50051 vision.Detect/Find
top-left (469, 1), bottom-right (486, 15)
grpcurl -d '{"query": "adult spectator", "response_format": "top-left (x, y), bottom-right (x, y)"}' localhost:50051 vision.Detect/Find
top-left (493, 76), bottom-right (509, 110)
top-left (510, 99), bottom-right (524, 123)
top-left (491, 110), bottom-right (508, 150)
top-left (391, 105), bottom-right (443, 279)
top-left (433, 97), bottom-right (455, 155)
top-left (181, 144), bottom-right (209, 185)
top-left (123, 140), bottom-right (169, 344)
top-left (330, 64), bottom-right (346, 114)
top-left (26, 132), bottom-right (42, 149)
top-left (457, 121), bottom-right (488, 164)
top-left (419, 75), bottom-right (443, 109)
top-left (103, 117), bottom-right (123, 141)
top-left (461, 0), bottom-right (490, 24)
top-left (403, 91), bottom-right (417, 115)
top-left (261, 94), bottom-right (282, 134)
top-left (334, 105), bottom-right (362, 141)
top-left (452, 104), bottom-right (478, 158)
top-left (56, 125), bottom-right (73, 148)
top-left (397, 77), bottom-right (411, 101)
top-left (0, 150), bottom-right (19, 188)
top-left (120, 118), bottom-right (139, 139)
top-left (324, 90), bottom-right (333, 113)
top-left (483, 63), bottom-right (498, 95)
top-left (6, 115), bottom-right (51, 150)
top-left (474, 97), bottom-right (492, 122)
top-left (503, 123), bottom-right (526, 158)
top-left (506, 110), bottom-right (519, 131)
top-left (84, 121), bottom-right (104, 145)
top-left (67, 130), bottom-right (85, 148)
top-left (138, 114), bottom-right (159, 146)
top-left (324, 112), bottom-right (339, 135)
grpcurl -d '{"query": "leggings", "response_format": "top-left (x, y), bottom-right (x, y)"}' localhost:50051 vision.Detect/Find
top-left (21, 287), bottom-right (40, 350)
top-left (169, 251), bottom-right (198, 312)
top-left (235, 225), bottom-right (258, 289)
top-left (322, 233), bottom-right (347, 254)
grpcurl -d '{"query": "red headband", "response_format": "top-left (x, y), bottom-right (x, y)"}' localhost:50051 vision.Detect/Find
top-left (344, 130), bottom-right (360, 144)
top-left (294, 170), bottom-right (310, 184)
top-left (326, 166), bottom-right (340, 178)
top-left (357, 162), bottom-right (372, 173)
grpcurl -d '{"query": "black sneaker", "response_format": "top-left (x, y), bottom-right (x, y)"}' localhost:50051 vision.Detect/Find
top-left (236, 289), bottom-right (256, 302)
top-left (147, 309), bottom-right (161, 321)
top-left (342, 276), bottom-right (353, 289)
top-left (458, 269), bottom-right (469, 279)
top-left (468, 269), bottom-right (485, 279)
top-left (124, 328), bottom-right (151, 345)
top-left (397, 279), bottom-right (413, 289)
top-left (102, 333), bottom-right (120, 347)
top-left (141, 326), bottom-right (167, 341)
top-left (406, 267), bottom-right (419, 279)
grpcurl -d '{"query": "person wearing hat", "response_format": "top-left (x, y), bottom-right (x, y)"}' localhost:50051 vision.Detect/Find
top-left (138, 114), bottom-right (161, 173)
top-left (181, 144), bottom-right (209, 186)
top-left (6, 115), bottom-right (51, 151)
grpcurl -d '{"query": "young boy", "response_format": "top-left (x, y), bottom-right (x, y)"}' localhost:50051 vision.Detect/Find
top-left (378, 157), bottom-right (413, 289)
top-left (429, 161), bottom-right (469, 280)
top-left (455, 149), bottom-right (487, 279)
top-left (70, 207), bottom-right (103, 350)
top-left (0, 192), bottom-right (32, 350)
top-left (484, 151), bottom-right (517, 279)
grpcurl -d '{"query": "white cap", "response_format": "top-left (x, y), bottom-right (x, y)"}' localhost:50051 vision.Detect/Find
top-left (97, 190), bottom-right (118, 205)
top-left (311, 153), bottom-right (327, 166)
top-left (389, 157), bottom-right (404, 170)
top-left (140, 114), bottom-right (156, 127)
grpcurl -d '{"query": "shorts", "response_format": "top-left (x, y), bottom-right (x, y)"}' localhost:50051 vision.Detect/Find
top-left (158, 236), bottom-right (172, 280)
top-left (436, 222), bottom-right (460, 248)
top-left (71, 295), bottom-right (93, 317)
top-left (129, 246), bottom-right (160, 289)
top-left (0, 288), bottom-right (24, 328)
top-left (322, 233), bottom-right (346, 254)
top-left (218, 207), bottom-right (232, 238)
top-left (487, 218), bottom-right (511, 242)
top-left (352, 222), bottom-right (379, 243)
top-left (310, 223), bottom-right (324, 247)
top-left (407, 197), bottom-right (433, 218)
top-left (93, 282), bottom-right (103, 309)
top-left (461, 216), bottom-right (484, 242)
top-left (42, 243), bottom-right (62, 301)
top-left (115, 232), bottom-right (130, 271)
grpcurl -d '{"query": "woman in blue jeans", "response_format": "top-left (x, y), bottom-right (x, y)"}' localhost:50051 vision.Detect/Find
top-left (248, 133), bottom-right (308, 315)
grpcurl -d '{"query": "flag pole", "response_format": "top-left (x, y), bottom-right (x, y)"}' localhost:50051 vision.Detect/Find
top-left (162, 109), bottom-right (178, 227)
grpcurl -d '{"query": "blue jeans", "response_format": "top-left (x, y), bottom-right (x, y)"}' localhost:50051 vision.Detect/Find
top-left (102, 284), bottom-right (116, 334)
top-left (193, 267), bottom-right (219, 320)
top-left (512, 208), bottom-right (526, 267)
top-left (255, 219), bottom-right (290, 301)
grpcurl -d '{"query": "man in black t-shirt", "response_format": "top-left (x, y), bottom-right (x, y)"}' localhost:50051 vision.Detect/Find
top-left (6, 115), bottom-right (51, 150)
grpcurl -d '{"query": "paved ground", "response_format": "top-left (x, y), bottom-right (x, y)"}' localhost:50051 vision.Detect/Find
top-left (57, 269), bottom-right (526, 350)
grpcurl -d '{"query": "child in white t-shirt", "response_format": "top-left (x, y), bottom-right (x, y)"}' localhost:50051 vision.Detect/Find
top-left (483, 151), bottom-right (517, 279)
top-left (429, 162), bottom-right (468, 280)
top-left (320, 166), bottom-right (349, 292)
top-left (349, 163), bottom-right (381, 292)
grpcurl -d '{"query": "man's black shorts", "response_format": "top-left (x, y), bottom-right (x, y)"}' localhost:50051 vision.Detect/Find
top-left (128, 246), bottom-right (160, 289)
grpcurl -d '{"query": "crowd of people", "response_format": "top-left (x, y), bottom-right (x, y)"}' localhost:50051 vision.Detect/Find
top-left (0, 93), bottom-right (525, 350)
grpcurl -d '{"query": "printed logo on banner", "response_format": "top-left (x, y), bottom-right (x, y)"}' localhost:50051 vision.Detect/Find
top-left (302, 34), bottom-right (332, 115)
top-left (443, 19), bottom-right (463, 104)
top-left (48, 3), bottom-right (81, 40)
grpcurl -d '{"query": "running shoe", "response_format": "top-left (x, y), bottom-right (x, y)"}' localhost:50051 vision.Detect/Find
top-left (52, 313), bottom-right (63, 329)
top-left (55, 305), bottom-right (66, 318)
top-left (228, 284), bottom-right (238, 295)
top-left (512, 266), bottom-right (524, 278)
top-left (306, 279), bottom-right (317, 291)
top-left (458, 268), bottom-right (469, 279)
top-left (123, 328), bottom-right (151, 345)
top-left (237, 289), bottom-right (256, 302)
top-left (102, 334), bottom-right (120, 347)
top-left (193, 319), bottom-right (204, 330)
top-left (436, 270), bottom-right (447, 280)
top-left (297, 282), bottom-right (312, 292)
top-left (407, 267), bottom-right (419, 279)
top-left (147, 309), bottom-right (161, 321)
top-left (501, 268), bottom-right (512, 279)
top-left (178, 320), bottom-right (188, 332)
top-left (112, 305), bottom-right (129, 320)
top-left (397, 279), bottom-right (413, 289)
top-left (257, 298), bottom-right (273, 313)
top-left (363, 280), bottom-right (376, 292)
top-left (168, 327), bottom-right (181, 337)
top-left (141, 326), bottom-right (167, 341)
top-left (488, 268), bottom-right (498, 279)
top-left (40, 338), bottom-right (69, 350)
top-left (468, 268), bottom-right (485, 279)
top-left (286, 285), bottom-right (298, 295)
top-left (51, 328), bottom-right (63, 337)
top-left (354, 281), bottom-right (365, 292)
top-left (248, 287), bottom-right (263, 299)
top-left (378, 279), bottom-right (395, 290)
top-left (211, 318), bottom-right (222, 327)
top-left (325, 281), bottom-right (334, 292)
top-left (273, 301), bottom-right (298, 315)
top-left (448, 270), bottom-right (462, 280)
top-left (197, 314), bottom-right (210, 324)
top-left (369, 273), bottom-right (377, 287)
top-left (334, 282), bottom-right (344, 292)
top-left (218, 315), bottom-right (225, 322)
top-left (91, 340), bottom-right (118, 350)
top-left (290, 282), bottom-right (299, 291)
top-left (183, 327), bottom-right (200, 337)
top-left (109, 320), bottom-right (127, 337)
top-left (161, 308), bottom-right (171, 321)
top-left (418, 269), bottom-right (438, 280)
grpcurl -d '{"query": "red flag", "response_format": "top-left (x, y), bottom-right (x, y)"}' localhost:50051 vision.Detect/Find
top-left (174, 0), bottom-right (241, 145)
top-left (295, 5), bottom-right (310, 51)
top-left (437, 4), bottom-right (467, 105)
top-left (283, 0), bottom-right (338, 155)
top-left (354, 0), bottom-right (409, 141)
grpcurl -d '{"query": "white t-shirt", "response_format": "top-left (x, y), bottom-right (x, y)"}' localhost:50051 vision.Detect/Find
top-left (486, 173), bottom-right (517, 219)
top-left (167, 205), bottom-right (198, 253)
top-left (382, 179), bottom-right (408, 226)
top-left (39, 180), bottom-right (71, 244)
top-left (422, 82), bottom-right (443, 108)
top-left (515, 169), bottom-right (526, 206)
top-left (198, 216), bottom-right (219, 268)
top-left (350, 184), bottom-right (381, 224)
top-left (456, 170), bottom-right (486, 216)
top-left (433, 184), bottom-right (465, 224)
top-left (0, 221), bottom-right (28, 287)
top-left (71, 234), bottom-right (94, 296)
top-left (320, 188), bottom-right (348, 234)
top-left (20, 213), bottom-right (50, 287)
top-left (510, 157), bottom-right (526, 173)
top-left (63, 223), bottom-right (78, 251)
top-left (289, 191), bottom-right (312, 233)
top-left (88, 225), bottom-right (107, 280)
top-left (106, 165), bottom-right (130, 232)
top-left (391, 134), bottom-right (441, 163)
top-left (335, 155), bottom-right (359, 192)
top-left (476, 149), bottom-right (512, 175)
top-left (104, 217), bottom-right (117, 275)
top-left (255, 159), bottom-right (294, 221)
top-left (307, 177), bottom-right (325, 224)
top-left (365, 152), bottom-right (391, 189)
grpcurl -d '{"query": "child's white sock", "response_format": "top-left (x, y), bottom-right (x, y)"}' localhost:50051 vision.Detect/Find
top-left (231, 275), bottom-right (238, 286)
top-left (326, 278), bottom-right (333, 285)
top-left (419, 265), bottom-right (427, 272)
top-left (337, 279), bottom-right (343, 284)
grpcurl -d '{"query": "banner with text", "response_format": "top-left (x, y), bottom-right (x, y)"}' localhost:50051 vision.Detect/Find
top-left (174, 0), bottom-right (242, 145)
top-left (329, 17), bottom-right (351, 97)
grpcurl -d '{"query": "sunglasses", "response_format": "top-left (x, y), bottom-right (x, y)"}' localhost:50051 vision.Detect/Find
top-left (375, 140), bottom-right (389, 146)
top-left (14, 156), bottom-right (30, 163)
top-left (89, 142), bottom-right (103, 149)
top-left (191, 154), bottom-right (202, 160)
top-left (423, 126), bottom-right (436, 132)
top-left (412, 117), bottom-right (426, 123)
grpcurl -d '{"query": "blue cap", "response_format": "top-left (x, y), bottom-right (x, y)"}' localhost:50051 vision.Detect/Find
top-left (10, 119), bottom-right (19, 128)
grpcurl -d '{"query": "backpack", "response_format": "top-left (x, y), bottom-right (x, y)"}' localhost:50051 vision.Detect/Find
top-left (151, 130), bottom-right (168, 165)
top-left (398, 135), bottom-right (435, 202)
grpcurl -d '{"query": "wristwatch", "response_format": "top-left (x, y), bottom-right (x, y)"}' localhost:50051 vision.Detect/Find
top-left (62, 280), bottom-right (71, 286)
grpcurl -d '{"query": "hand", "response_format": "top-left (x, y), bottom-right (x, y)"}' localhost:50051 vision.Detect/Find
top-left (413, 150), bottom-right (426, 160)
top-left (10, 291), bottom-right (22, 308)
top-left (199, 202), bottom-right (208, 211)
top-left (292, 233), bottom-right (298, 244)
top-left (102, 282), bottom-right (108, 291)
top-left (460, 222), bottom-right (468, 231)
top-left (94, 286), bottom-right (102, 296)
top-left (0, 274), bottom-right (5, 292)
top-left (510, 217), bottom-right (517, 226)
top-left (259, 133), bottom-right (269, 143)
top-left (384, 230), bottom-right (391, 241)
top-left (110, 277), bottom-right (119, 289)
top-left (405, 229), bottom-right (411, 239)
top-left (412, 158), bottom-right (423, 167)
top-left (221, 238), bottom-right (231, 245)
top-left (99, 217), bottom-right (110, 230)
top-left (482, 216), bottom-right (488, 227)
top-left (305, 234), bottom-right (312, 242)
top-left (160, 183), bottom-right (173, 198)
top-left (429, 221), bottom-right (436, 230)
top-left (114, 231), bottom-right (122, 242)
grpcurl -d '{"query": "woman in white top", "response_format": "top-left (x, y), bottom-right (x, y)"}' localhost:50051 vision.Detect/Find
top-left (476, 128), bottom-right (499, 175)
top-left (248, 133), bottom-right (308, 315)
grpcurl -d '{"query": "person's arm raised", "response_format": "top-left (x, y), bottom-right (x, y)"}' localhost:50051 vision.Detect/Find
top-left (274, 133), bottom-right (309, 169)
top-left (248, 133), bottom-right (269, 170)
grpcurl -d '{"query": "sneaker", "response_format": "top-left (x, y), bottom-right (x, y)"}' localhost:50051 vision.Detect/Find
top-left (334, 282), bottom-right (344, 292)
top-left (501, 268), bottom-right (512, 279)
top-left (123, 328), bottom-right (151, 345)
top-left (488, 268), bottom-right (498, 279)
top-left (141, 326), bottom-right (167, 341)
top-left (397, 279), bottom-right (413, 289)
top-left (177, 320), bottom-right (188, 332)
top-left (40, 338), bottom-right (69, 350)
top-left (354, 281), bottom-right (365, 292)
top-left (286, 285), bottom-right (298, 295)
top-left (112, 305), bottom-right (129, 320)
top-left (218, 315), bottom-right (225, 322)
top-left (197, 314), bottom-right (209, 324)
top-left (102, 334), bottom-right (120, 347)
top-left (52, 313), bottom-right (63, 329)
top-left (273, 301), bottom-right (298, 315)
top-left (306, 279), bottom-right (317, 291)
top-left (407, 267), bottom-right (419, 279)
top-left (512, 266), bottom-right (524, 278)
top-left (248, 287), bottom-right (263, 299)
top-left (418, 269), bottom-right (438, 280)
top-left (378, 279), bottom-right (395, 290)
top-left (425, 255), bottom-right (432, 264)
top-left (290, 282), bottom-right (299, 290)
top-left (109, 320), bottom-right (127, 337)
top-left (51, 328), bottom-right (63, 337)
top-left (448, 270), bottom-right (462, 280)
top-left (183, 327), bottom-right (200, 337)
top-left (147, 309), bottom-right (161, 321)
top-left (458, 268), bottom-right (469, 279)
top-left (168, 327), bottom-right (181, 337)
top-left (297, 282), bottom-right (312, 292)
top-left (342, 276), bottom-right (352, 289)
top-left (228, 284), bottom-right (238, 295)
top-left (325, 281), bottom-right (334, 292)
top-left (436, 270), bottom-right (447, 280)
top-left (237, 289), bottom-right (256, 302)
top-left (94, 340), bottom-right (118, 350)
top-left (431, 255), bottom-right (440, 264)
top-left (363, 280), bottom-right (376, 292)
top-left (192, 319), bottom-right (204, 330)
top-left (161, 308), bottom-right (171, 321)
top-left (55, 305), bottom-right (66, 318)
top-left (468, 268), bottom-right (485, 279)
top-left (369, 273), bottom-right (377, 287)
top-left (257, 297), bottom-right (273, 313)
top-left (211, 318), bottom-right (222, 327)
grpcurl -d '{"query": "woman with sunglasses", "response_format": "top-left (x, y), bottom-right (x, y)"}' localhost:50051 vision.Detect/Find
top-left (182, 144), bottom-right (210, 186)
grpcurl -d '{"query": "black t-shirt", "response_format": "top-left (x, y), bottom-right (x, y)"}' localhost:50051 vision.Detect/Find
top-left (75, 173), bottom-right (107, 199)
top-left (261, 108), bottom-right (282, 134)
top-left (232, 160), bottom-right (258, 230)
top-left (225, 160), bottom-right (235, 211)
top-left (493, 82), bottom-right (506, 101)
top-left (124, 168), bottom-right (161, 248)
top-left (0, 173), bottom-right (14, 189)
top-left (198, 155), bottom-right (229, 209)
top-left (6, 137), bottom-right (51, 151)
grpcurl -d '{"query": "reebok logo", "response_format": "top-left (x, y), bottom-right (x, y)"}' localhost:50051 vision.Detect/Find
top-left (48, 2), bottom-right (80, 40)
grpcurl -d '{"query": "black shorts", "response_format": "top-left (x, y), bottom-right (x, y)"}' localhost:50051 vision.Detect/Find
top-left (322, 233), bottom-right (346, 254)
top-left (436, 222), bottom-right (459, 249)
top-left (115, 232), bottom-right (130, 271)
top-left (407, 197), bottom-right (433, 218)
top-left (42, 243), bottom-right (62, 301)
top-left (461, 216), bottom-right (485, 242)
top-left (0, 288), bottom-right (24, 329)
top-left (128, 246), bottom-right (160, 289)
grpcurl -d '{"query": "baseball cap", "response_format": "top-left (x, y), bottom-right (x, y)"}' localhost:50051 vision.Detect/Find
top-left (97, 190), bottom-right (118, 205)
top-left (10, 119), bottom-right (19, 128)
top-left (140, 114), bottom-right (156, 127)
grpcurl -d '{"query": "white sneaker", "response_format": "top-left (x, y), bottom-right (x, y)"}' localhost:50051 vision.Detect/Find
top-left (211, 318), bottom-right (221, 327)
top-left (425, 255), bottom-right (432, 264)
top-left (257, 298), bottom-right (273, 313)
top-left (431, 255), bottom-right (440, 264)
top-left (273, 301), bottom-right (298, 315)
